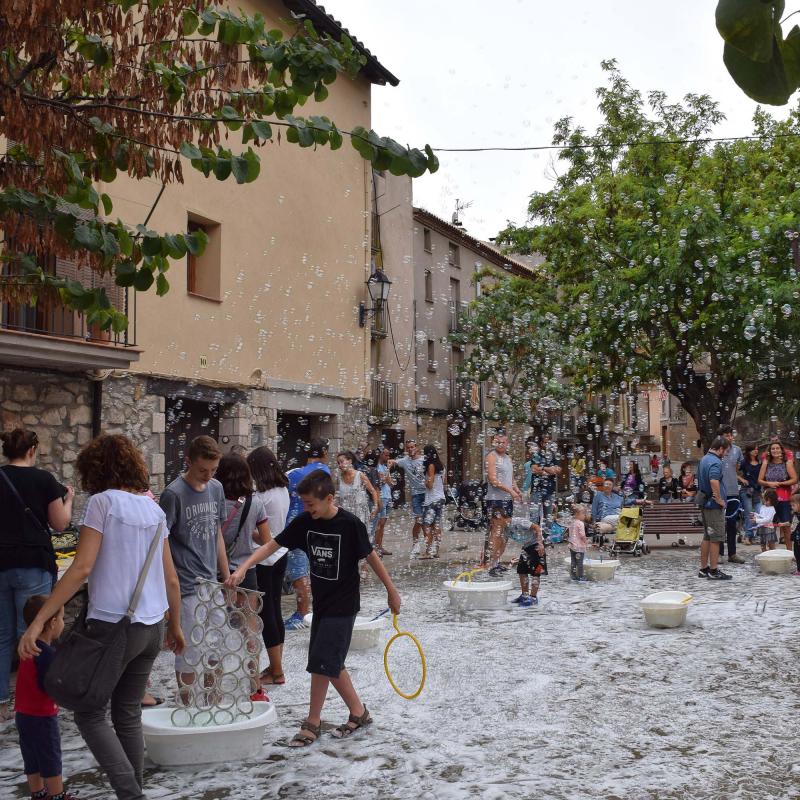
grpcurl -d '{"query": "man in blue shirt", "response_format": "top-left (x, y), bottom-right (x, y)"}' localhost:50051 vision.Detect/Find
top-left (697, 436), bottom-right (732, 581)
top-left (284, 437), bottom-right (331, 629)
top-left (590, 479), bottom-right (624, 535)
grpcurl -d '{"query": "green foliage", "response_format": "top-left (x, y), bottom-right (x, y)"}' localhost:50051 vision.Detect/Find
top-left (716, 0), bottom-right (800, 105)
top-left (1, 4), bottom-right (438, 330)
top-left (450, 271), bottom-right (583, 423)
top-left (497, 62), bottom-right (800, 445)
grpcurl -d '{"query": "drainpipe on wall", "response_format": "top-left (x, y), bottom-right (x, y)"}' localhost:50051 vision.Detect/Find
top-left (91, 379), bottom-right (103, 438)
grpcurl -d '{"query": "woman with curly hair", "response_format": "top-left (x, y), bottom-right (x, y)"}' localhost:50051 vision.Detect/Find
top-left (19, 435), bottom-right (185, 800)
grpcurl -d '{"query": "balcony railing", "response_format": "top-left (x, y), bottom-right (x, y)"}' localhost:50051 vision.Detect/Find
top-left (448, 301), bottom-right (469, 333)
top-left (0, 256), bottom-right (136, 347)
top-left (370, 378), bottom-right (399, 425)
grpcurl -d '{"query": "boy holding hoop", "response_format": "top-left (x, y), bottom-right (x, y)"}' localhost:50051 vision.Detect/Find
top-left (226, 470), bottom-right (401, 747)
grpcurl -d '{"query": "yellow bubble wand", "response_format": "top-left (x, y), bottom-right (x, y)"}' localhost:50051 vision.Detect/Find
top-left (383, 613), bottom-right (426, 700)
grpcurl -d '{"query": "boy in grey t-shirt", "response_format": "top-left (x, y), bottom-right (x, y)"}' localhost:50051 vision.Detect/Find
top-left (159, 436), bottom-right (229, 689)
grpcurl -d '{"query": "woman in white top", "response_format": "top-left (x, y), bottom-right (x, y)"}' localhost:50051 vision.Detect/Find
top-left (247, 447), bottom-right (291, 686)
top-left (19, 435), bottom-right (183, 800)
top-left (335, 451), bottom-right (380, 533)
top-left (420, 444), bottom-right (446, 559)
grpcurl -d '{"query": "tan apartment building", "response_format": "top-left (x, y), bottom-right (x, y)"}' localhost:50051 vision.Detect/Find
top-left (411, 207), bottom-right (536, 485)
top-left (0, 0), bottom-right (403, 490)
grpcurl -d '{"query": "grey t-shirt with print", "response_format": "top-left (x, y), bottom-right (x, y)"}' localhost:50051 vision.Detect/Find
top-left (395, 455), bottom-right (426, 496)
top-left (160, 476), bottom-right (227, 597)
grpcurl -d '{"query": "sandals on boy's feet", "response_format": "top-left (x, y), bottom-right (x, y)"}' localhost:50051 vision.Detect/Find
top-left (331, 705), bottom-right (372, 739)
top-left (288, 719), bottom-right (321, 748)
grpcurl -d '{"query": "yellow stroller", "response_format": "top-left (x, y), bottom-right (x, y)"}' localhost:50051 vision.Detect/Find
top-left (609, 506), bottom-right (649, 557)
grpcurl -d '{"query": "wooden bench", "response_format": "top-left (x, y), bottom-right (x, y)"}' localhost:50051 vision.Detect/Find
top-left (641, 502), bottom-right (705, 548)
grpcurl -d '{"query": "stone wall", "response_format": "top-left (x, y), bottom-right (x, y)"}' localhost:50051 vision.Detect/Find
top-left (0, 368), bottom-right (93, 492)
top-left (101, 375), bottom-right (166, 494)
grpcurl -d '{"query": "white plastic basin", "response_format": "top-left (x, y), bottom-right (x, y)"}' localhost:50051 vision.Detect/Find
top-left (142, 701), bottom-right (277, 766)
top-left (302, 613), bottom-right (388, 650)
top-left (640, 591), bottom-right (692, 629)
top-left (443, 580), bottom-right (514, 610)
top-left (561, 557), bottom-right (620, 581)
top-left (755, 549), bottom-right (796, 575)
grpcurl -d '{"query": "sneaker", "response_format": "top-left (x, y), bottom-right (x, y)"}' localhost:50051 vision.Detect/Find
top-left (529, 596), bottom-right (539, 606)
top-left (577, 577), bottom-right (589, 583)
top-left (519, 596), bottom-right (534, 607)
top-left (488, 566), bottom-right (505, 577)
top-left (410, 541), bottom-right (422, 559)
top-left (511, 594), bottom-right (526, 604)
top-left (283, 612), bottom-right (308, 630)
top-left (728, 554), bottom-right (746, 564)
top-left (697, 567), bottom-right (710, 578)
top-left (707, 569), bottom-right (733, 580)
top-left (250, 689), bottom-right (269, 702)
top-left (429, 543), bottom-right (439, 558)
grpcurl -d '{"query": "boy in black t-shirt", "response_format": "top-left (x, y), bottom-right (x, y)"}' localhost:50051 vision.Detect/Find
top-left (227, 470), bottom-right (401, 747)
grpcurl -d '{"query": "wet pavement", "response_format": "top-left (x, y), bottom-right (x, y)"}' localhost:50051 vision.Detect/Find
top-left (2, 511), bottom-right (800, 799)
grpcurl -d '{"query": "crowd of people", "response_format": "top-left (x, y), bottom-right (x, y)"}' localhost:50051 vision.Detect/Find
top-left (1, 428), bottom-right (401, 799)
top-left (4, 420), bottom-right (800, 799)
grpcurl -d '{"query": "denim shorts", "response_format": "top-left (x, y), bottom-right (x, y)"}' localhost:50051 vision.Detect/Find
top-left (411, 493), bottom-right (426, 519)
top-left (486, 499), bottom-right (513, 519)
top-left (422, 500), bottom-right (444, 527)
top-left (285, 548), bottom-right (310, 583)
top-left (374, 503), bottom-right (391, 520)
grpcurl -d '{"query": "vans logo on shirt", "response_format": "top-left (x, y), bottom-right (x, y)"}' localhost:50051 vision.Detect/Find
top-left (306, 531), bottom-right (340, 581)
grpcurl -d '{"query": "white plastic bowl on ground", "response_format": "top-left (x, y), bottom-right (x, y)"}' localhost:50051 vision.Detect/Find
top-left (142, 700), bottom-right (277, 766)
top-left (561, 557), bottom-right (620, 581)
top-left (640, 591), bottom-right (692, 629)
top-left (755, 549), bottom-right (796, 575)
top-left (443, 580), bottom-right (514, 610)
top-left (302, 613), bottom-right (388, 650)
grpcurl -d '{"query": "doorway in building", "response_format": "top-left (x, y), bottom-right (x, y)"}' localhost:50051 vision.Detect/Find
top-left (165, 397), bottom-right (221, 485)
top-left (277, 413), bottom-right (314, 471)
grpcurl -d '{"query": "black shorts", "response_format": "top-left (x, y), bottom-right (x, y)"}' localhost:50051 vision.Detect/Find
top-left (16, 713), bottom-right (61, 778)
top-left (307, 614), bottom-right (356, 678)
top-left (517, 544), bottom-right (548, 577)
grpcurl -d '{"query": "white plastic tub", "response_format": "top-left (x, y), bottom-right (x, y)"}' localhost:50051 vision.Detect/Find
top-left (755, 549), bottom-right (796, 575)
top-left (443, 580), bottom-right (514, 610)
top-left (303, 613), bottom-right (388, 650)
top-left (640, 591), bottom-right (692, 629)
top-left (562, 557), bottom-right (620, 581)
top-left (142, 701), bottom-right (277, 766)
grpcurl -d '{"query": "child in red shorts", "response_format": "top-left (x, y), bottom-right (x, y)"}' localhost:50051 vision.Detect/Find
top-left (15, 595), bottom-right (74, 800)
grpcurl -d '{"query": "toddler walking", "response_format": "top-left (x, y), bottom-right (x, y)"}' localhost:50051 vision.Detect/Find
top-left (15, 596), bottom-right (74, 800)
top-left (752, 488), bottom-right (778, 552)
top-left (568, 504), bottom-right (589, 582)
top-left (509, 515), bottom-right (546, 607)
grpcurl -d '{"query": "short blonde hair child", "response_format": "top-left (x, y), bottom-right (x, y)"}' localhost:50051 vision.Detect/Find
top-left (571, 503), bottom-right (588, 517)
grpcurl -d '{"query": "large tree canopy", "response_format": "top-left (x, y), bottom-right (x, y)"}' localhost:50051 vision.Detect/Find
top-left (450, 270), bottom-right (581, 424)
top-left (0, 0), bottom-right (438, 332)
top-left (497, 62), bottom-right (800, 448)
